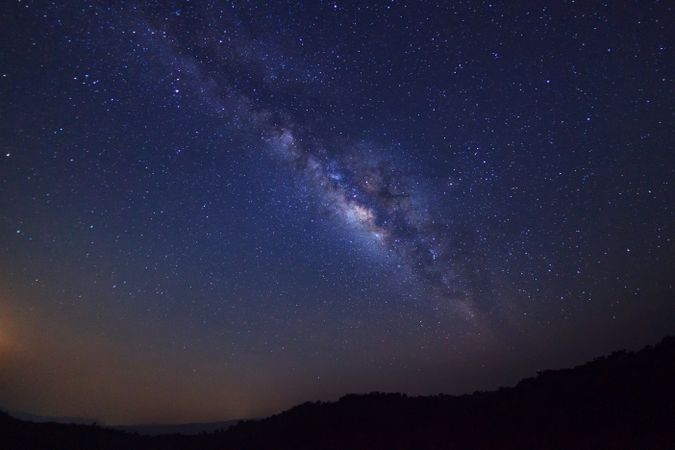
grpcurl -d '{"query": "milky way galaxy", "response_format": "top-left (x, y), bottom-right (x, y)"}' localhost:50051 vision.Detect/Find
top-left (138, 12), bottom-right (478, 315)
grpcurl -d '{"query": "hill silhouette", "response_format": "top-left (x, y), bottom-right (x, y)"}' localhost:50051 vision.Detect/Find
top-left (2, 336), bottom-right (674, 449)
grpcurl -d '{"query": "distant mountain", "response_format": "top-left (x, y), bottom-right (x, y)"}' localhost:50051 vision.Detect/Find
top-left (7, 411), bottom-right (238, 436)
top-left (115, 420), bottom-right (238, 436)
top-left (2, 336), bottom-right (675, 449)
top-left (8, 411), bottom-right (94, 426)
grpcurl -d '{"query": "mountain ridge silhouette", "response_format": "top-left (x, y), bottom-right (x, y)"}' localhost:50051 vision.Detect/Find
top-left (2, 335), bottom-right (674, 449)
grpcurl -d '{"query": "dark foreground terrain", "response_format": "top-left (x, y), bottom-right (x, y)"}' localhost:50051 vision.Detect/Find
top-left (3, 336), bottom-right (675, 450)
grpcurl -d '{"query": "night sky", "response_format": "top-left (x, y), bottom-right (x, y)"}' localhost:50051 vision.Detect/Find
top-left (1, 0), bottom-right (674, 425)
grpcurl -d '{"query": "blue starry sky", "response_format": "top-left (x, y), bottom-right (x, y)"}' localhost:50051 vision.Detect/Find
top-left (1, 0), bottom-right (673, 424)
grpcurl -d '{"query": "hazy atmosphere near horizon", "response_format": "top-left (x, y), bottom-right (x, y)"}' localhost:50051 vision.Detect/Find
top-left (1, 0), bottom-right (673, 426)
